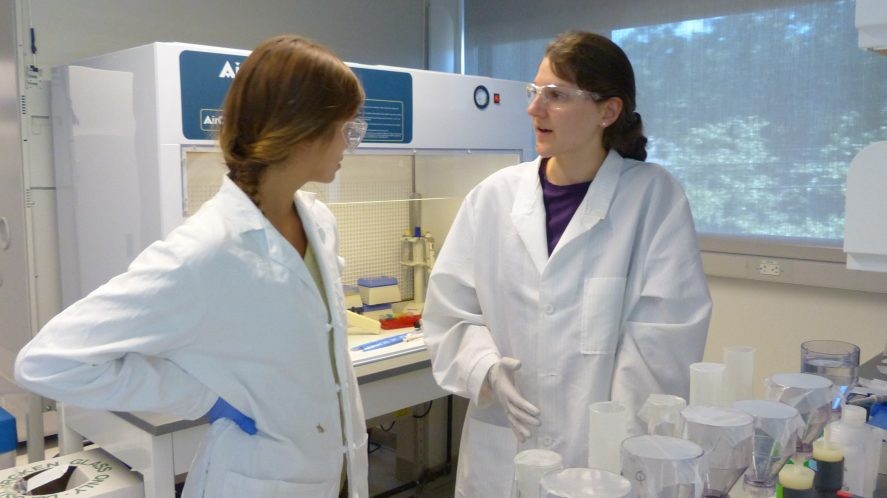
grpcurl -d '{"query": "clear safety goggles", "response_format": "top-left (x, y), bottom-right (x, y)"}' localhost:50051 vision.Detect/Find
top-left (342, 118), bottom-right (368, 153)
top-left (526, 83), bottom-right (601, 110)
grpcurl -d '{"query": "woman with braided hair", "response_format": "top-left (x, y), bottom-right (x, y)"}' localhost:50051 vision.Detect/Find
top-left (17, 34), bottom-right (369, 497)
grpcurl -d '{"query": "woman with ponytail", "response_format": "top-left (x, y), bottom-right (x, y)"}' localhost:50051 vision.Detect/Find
top-left (422, 30), bottom-right (712, 497)
top-left (17, 35), bottom-right (369, 497)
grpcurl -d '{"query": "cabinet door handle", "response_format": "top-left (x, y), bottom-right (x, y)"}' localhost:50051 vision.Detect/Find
top-left (0, 217), bottom-right (10, 250)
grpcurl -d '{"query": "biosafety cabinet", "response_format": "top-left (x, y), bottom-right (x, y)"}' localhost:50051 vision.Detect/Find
top-left (52, 42), bottom-right (533, 305)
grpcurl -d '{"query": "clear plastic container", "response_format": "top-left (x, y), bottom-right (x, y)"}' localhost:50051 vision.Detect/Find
top-left (764, 372), bottom-right (833, 455)
top-left (638, 394), bottom-right (686, 437)
top-left (540, 468), bottom-right (631, 498)
top-left (689, 362), bottom-right (726, 407)
top-left (723, 346), bottom-right (755, 403)
top-left (731, 399), bottom-right (805, 490)
top-left (800, 340), bottom-right (860, 410)
top-left (681, 405), bottom-right (753, 497)
top-left (587, 401), bottom-right (631, 473)
top-left (512, 449), bottom-right (564, 498)
top-left (620, 435), bottom-right (706, 498)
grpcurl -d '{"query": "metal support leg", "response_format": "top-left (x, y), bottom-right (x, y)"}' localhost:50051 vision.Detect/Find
top-left (25, 393), bottom-right (44, 462)
top-left (56, 402), bottom-right (84, 455)
top-left (142, 433), bottom-right (176, 498)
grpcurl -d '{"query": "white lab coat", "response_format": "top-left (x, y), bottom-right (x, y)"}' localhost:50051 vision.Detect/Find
top-left (15, 177), bottom-right (368, 498)
top-left (423, 151), bottom-right (712, 497)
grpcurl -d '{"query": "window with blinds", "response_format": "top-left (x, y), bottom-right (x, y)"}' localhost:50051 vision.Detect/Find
top-left (466, 0), bottom-right (887, 257)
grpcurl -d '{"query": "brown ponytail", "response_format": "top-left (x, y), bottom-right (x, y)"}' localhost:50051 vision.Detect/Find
top-left (545, 31), bottom-right (648, 161)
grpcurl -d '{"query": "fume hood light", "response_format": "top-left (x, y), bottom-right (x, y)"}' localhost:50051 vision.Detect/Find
top-left (856, 0), bottom-right (887, 56)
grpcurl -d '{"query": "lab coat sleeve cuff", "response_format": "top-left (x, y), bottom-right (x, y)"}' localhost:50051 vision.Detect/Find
top-left (184, 388), bottom-right (219, 421)
top-left (467, 352), bottom-right (499, 406)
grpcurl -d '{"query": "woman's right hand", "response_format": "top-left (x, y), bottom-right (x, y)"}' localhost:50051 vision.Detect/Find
top-left (487, 357), bottom-right (541, 442)
top-left (206, 397), bottom-right (257, 435)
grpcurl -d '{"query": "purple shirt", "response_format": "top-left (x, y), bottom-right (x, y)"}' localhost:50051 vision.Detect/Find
top-left (540, 159), bottom-right (591, 255)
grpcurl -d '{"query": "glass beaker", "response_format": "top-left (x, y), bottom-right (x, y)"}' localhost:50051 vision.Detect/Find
top-left (800, 340), bottom-right (860, 410)
top-left (732, 400), bottom-right (805, 492)
top-left (620, 435), bottom-right (706, 498)
top-left (512, 449), bottom-right (564, 498)
top-left (540, 468), bottom-right (632, 498)
top-left (764, 372), bottom-right (833, 456)
top-left (681, 406), bottom-right (754, 498)
top-left (588, 401), bottom-right (631, 473)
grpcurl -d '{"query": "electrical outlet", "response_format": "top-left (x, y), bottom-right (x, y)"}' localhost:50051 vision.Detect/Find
top-left (757, 259), bottom-right (782, 276)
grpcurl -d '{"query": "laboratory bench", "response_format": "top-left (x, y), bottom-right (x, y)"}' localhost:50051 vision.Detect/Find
top-left (54, 342), bottom-right (887, 498)
top-left (59, 329), bottom-right (446, 498)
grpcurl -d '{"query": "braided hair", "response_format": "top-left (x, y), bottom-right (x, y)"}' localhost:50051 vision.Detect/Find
top-left (218, 35), bottom-right (364, 206)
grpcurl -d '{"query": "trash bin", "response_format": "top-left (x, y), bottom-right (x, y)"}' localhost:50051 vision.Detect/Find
top-left (0, 448), bottom-right (143, 497)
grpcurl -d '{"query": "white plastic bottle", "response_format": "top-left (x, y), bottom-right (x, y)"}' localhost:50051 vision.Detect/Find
top-left (828, 404), bottom-right (880, 496)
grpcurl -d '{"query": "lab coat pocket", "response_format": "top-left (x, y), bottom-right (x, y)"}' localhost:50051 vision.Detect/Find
top-left (580, 277), bottom-right (626, 354)
top-left (221, 471), bottom-right (336, 498)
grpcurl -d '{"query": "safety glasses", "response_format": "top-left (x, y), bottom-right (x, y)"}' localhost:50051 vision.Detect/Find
top-left (526, 83), bottom-right (601, 110)
top-left (342, 118), bottom-right (368, 153)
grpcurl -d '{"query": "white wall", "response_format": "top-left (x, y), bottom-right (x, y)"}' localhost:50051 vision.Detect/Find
top-left (705, 276), bottom-right (887, 398)
top-left (25, 0), bottom-right (426, 69)
top-left (427, 0), bottom-right (462, 73)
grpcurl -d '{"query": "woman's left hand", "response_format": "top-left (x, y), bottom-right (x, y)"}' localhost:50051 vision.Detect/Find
top-left (205, 397), bottom-right (257, 435)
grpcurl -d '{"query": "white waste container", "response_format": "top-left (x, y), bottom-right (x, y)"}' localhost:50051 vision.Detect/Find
top-left (0, 448), bottom-right (143, 497)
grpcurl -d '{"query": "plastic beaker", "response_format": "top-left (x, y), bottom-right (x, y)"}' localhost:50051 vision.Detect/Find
top-left (681, 405), bottom-right (754, 498)
top-left (620, 435), bottom-right (706, 498)
top-left (689, 363), bottom-right (726, 407)
top-left (588, 401), bottom-right (631, 473)
top-left (638, 394), bottom-right (686, 437)
top-left (513, 449), bottom-right (564, 498)
top-left (763, 372), bottom-right (833, 455)
top-left (731, 400), bottom-right (805, 491)
top-left (540, 468), bottom-right (632, 498)
top-left (800, 340), bottom-right (860, 409)
top-left (723, 346), bottom-right (755, 403)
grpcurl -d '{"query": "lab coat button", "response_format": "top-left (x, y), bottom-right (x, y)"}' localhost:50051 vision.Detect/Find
top-left (543, 304), bottom-right (554, 314)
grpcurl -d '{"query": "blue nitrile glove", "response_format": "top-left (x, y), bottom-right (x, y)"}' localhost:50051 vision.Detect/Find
top-left (206, 397), bottom-right (257, 435)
